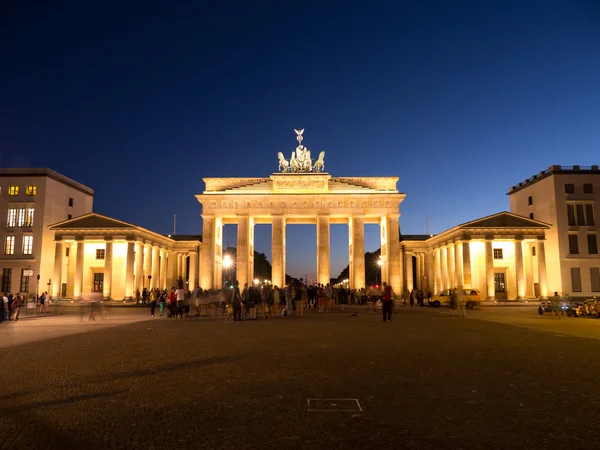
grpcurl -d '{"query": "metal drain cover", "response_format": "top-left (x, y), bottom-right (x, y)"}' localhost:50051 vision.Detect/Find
top-left (307, 398), bottom-right (363, 412)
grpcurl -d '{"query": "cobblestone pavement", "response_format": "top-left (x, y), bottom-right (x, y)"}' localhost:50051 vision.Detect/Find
top-left (2, 306), bottom-right (600, 449)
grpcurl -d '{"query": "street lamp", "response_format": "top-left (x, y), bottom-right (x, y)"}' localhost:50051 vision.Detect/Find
top-left (377, 256), bottom-right (383, 285)
top-left (223, 254), bottom-right (233, 287)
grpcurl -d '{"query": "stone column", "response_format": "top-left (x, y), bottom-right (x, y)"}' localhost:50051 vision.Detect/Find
top-left (160, 248), bottom-right (167, 289)
top-left (237, 215), bottom-right (251, 289)
top-left (379, 216), bottom-right (388, 284)
top-left (135, 241), bottom-right (144, 294)
top-left (66, 242), bottom-right (76, 298)
top-left (462, 239), bottom-right (472, 288)
top-left (182, 255), bottom-right (189, 286)
top-left (434, 247), bottom-right (442, 293)
top-left (125, 239), bottom-right (135, 300)
top-left (425, 251), bottom-right (434, 294)
top-left (447, 244), bottom-right (454, 289)
top-left (441, 246), bottom-right (448, 290)
top-left (214, 217), bottom-right (224, 288)
top-left (524, 242), bottom-right (534, 298)
top-left (143, 243), bottom-right (152, 290)
top-left (386, 214), bottom-right (402, 295)
top-left (537, 238), bottom-right (548, 299)
top-left (350, 216), bottom-right (365, 290)
top-left (73, 237), bottom-right (85, 300)
top-left (199, 215), bottom-right (214, 289)
top-left (271, 215), bottom-right (286, 288)
top-left (405, 252), bottom-right (413, 291)
top-left (485, 237), bottom-right (495, 300)
top-left (454, 241), bottom-right (463, 288)
top-left (103, 238), bottom-right (113, 300)
top-left (52, 239), bottom-right (63, 298)
top-left (177, 253), bottom-right (182, 281)
top-left (167, 251), bottom-right (177, 289)
top-left (151, 246), bottom-right (160, 289)
top-left (514, 237), bottom-right (525, 300)
top-left (317, 215), bottom-right (331, 286)
top-left (189, 250), bottom-right (198, 289)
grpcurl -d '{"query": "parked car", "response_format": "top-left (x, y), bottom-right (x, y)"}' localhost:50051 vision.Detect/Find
top-left (429, 288), bottom-right (481, 309)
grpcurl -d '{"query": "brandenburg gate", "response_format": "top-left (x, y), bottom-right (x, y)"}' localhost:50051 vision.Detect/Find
top-left (196, 130), bottom-right (405, 294)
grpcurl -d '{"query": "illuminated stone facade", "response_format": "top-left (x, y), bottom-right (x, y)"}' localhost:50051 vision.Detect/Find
top-left (197, 174), bottom-right (405, 294)
top-left (49, 214), bottom-right (200, 300)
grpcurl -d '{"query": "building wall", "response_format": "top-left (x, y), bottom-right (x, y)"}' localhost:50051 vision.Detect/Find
top-left (510, 169), bottom-right (600, 298)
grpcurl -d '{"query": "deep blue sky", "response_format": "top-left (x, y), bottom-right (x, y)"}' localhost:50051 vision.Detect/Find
top-left (2, 1), bottom-right (599, 280)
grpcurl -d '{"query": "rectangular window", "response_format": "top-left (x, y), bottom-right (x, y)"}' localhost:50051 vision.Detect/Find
top-left (96, 249), bottom-right (105, 260)
top-left (576, 204), bottom-right (585, 225)
top-left (565, 183), bottom-right (575, 193)
top-left (25, 208), bottom-right (34, 227)
top-left (1, 268), bottom-right (11, 292)
top-left (569, 234), bottom-right (579, 254)
top-left (493, 248), bottom-right (503, 259)
top-left (588, 234), bottom-right (598, 255)
top-left (528, 196), bottom-right (533, 206)
top-left (6, 208), bottom-right (17, 227)
top-left (25, 185), bottom-right (37, 196)
top-left (586, 204), bottom-right (595, 226)
top-left (66, 247), bottom-right (70, 257)
top-left (571, 267), bottom-right (582, 292)
top-left (568, 204), bottom-right (576, 226)
top-left (494, 273), bottom-right (506, 292)
top-left (8, 186), bottom-right (18, 196)
top-left (16, 208), bottom-right (25, 227)
top-left (93, 273), bottom-right (104, 292)
top-left (22, 236), bottom-right (33, 255)
top-left (532, 246), bottom-right (536, 256)
top-left (591, 268), bottom-right (600, 292)
top-left (4, 236), bottom-right (15, 255)
top-left (67, 214), bottom-right (72, 220)
top-left (529, 212), bottom-right (534, 219)
top-left (20, 269), bottom-right (30, 293)
top-left (584, 183), bottom-right (594, 194)
top-left (68, 197), bottom-right (74, 207)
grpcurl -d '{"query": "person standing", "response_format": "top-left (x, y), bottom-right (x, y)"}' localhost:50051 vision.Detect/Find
top-left (231, 281), bottom-right (242, 321)
top-left (158, 290), bottom-right (166, 316)
top-left (11, 293), bottom-right (22, 321)
top-left (317, 284), bottom-right (325, 312)
top-left (382, 282), bottom-right (394, 322)
top-left (149, 289), bottom-right (157, 317)
top-left (175, 284), bottom-right (186, 307)
top-left (248, 286), bottom-right (259, 320)
top-left (325, 283), bottom-right (334, 312)
top-left (272, 286), bottom-right (280, 318)
top-left (241, 283), bottom-right (249, 319)
top-left (1, 293), bottom-right (7, 323)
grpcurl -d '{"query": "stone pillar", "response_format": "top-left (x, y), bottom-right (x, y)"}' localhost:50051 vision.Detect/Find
top-left (405, 252), bottom-right (413, 291)
top-left (52, 240), bottom-right (63, 298)
top-left (182, 255), bottom-right (189, 286)
top-left (200, 215), bottom-right (214, 289)
top-left (160, 248), bottom-right (167, 289)
top-left (386, 213), bottom-right (402, 295)
top-left (537, 238), bottom-right (548, 299)
top-left (454, 241), bottom-right (463, 288)
top-left (237, 215), bottom-right (251, 289)
top-left (143, 243), bottom-right (152, 290)
top-left (151, 246), bottom-right (160, 289)
top-left (66, 242), bottom-right (76, 298)
top-left (125, 239), bottom-right (135, 300)
top-left (271, 215), bottom-right (286, 288)
top-left (214, 217), bottom-right (224, 288)
top-left (514, 237), bottom-right (525, 300)
top-left (73, 237), bottom-right (85, 300)
top-left (103, 238), bottom-right (113, 300)
top-left (189, 250), bottom-right (198, 289)
top-left (350, 216), bottom-right (365, 290)
top-left (485, 237), bottom-right (495, 300)
top-left (177, 254), bottom-right (182, 281)
top-left (524, 242), bottom-right (534, 298)
top-left (167, 251), bottom-right (177, 289)
top-left (441, 246), bottom-right (448, 290)
top-left (135, 241), bottom-right (144, 294)
top-left (379, 216), bottom-right (388, 284)
top-left (317, 215), bottom-right (331, 286)
top-left (434, 247), bottom-right (442, 293)
top-left (425, 251), bottom-right (434, 294)
top-left (462, 239), bottom-right (472, 288)
top-left (447, 244), bottom-right (454, 289)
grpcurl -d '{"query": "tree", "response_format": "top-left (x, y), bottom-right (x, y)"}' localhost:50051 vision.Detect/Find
top-left (333, 247), bottom-right (382, 286)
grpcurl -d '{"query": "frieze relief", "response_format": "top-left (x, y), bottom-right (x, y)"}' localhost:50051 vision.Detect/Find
top-left (203, 197), bottom-right (399, 211)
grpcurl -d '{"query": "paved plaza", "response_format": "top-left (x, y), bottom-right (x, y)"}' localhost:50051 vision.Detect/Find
top-left (2, 305), bottom-right (600, 449)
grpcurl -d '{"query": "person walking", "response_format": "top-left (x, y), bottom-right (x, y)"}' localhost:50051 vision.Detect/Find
top-left (158, 290), bottom-right (166, 316)
top-left (149, 289), bottom-right (157, 317)
top-left (272, 286), bottom-right (281, 318)
top-left (317, 284), bottom-right (325, 312)
top-left (11, 293), bottom-right (22, 321)
top-left (382, 282), bottom-right (394, 322)
top-left (231, 281), bottom-right (242, 321)
top-left (248, 285), bottom-right (259, 320)
top-left (325, 283), bottom-right (334, 312)
top-left (241, 283), bottom-right (249, 319)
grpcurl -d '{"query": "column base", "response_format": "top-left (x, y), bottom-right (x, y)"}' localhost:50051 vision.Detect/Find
top-left (485, 296), bottom-right (495, 301)
top-left (124, 296), bottom-right (133, 301)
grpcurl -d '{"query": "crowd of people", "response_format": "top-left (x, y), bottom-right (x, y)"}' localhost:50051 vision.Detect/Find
top-left (1, 291), bottom-right (51, 324)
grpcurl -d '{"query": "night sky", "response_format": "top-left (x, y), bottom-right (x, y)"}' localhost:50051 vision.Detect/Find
top-left (3, 1), bottom-right (599, 280)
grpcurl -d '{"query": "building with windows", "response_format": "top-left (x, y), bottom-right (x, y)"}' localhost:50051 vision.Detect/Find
top-left (0, 168), bottom-right (94, 296)
top-left (508, 165), bottom-right (600, 298)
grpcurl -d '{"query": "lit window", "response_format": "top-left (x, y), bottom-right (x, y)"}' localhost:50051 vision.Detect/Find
top-left (22, 236), bottom-right (33, 255)
top-left (96, 249), bottom-right (105, 260)
top-left (16, 209), bottom-right (25, 227)
top-left (6, 208), bottom-right (17, 227)
top-left (493, 249), bottom-right (503, 259)
top-left (4, 236), bottom-right (15, 255)
top-left (26, 185), bottom-right (37, 196)
top-left (8, 186), bottom-right (18, 196)
top-left (25, 208), bottom-right (34, 227)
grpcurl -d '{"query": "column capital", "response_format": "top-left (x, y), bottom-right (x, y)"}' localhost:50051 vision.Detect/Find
top-left (484, 234), bottom-right (494, 241)
top-left (537, 235), bottom-right (546, 241)
top-left (126, 235), bottom-right (136, 242)
top-left (104, 236), bottom-right (114, 242)
top-left (514, 234), bottom-right (524, 241)
top-left (75, 236), bottom-right (85, 242)
top-left (55, 236), bottom-right (63, 242)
